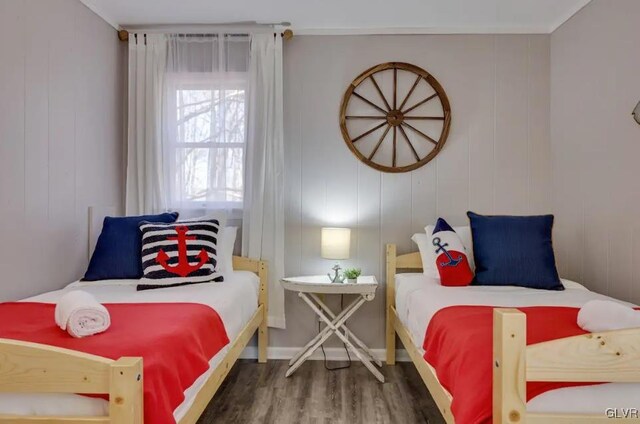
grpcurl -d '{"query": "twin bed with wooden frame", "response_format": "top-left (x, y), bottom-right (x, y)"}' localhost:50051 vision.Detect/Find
top-left (0, 255), bottom-right (268, 424)
top-left (385, 243), bottom-right (640, 424)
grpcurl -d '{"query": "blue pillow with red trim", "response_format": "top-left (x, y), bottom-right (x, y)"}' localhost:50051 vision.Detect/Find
top-left (430, 218), bottom-right (475, 287)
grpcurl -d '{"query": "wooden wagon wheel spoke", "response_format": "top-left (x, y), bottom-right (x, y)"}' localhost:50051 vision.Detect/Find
top-left (352, 92), bottom-right (387, 114)
top-left (403, 116), bottom-right (445, 121)
top-left (403, 93), bottom-right (438, 115)
top-left (339, 62), bottom-right (451, 173)
top-left (352, 122), bottom-right (387, 143)
top-left (346, 115), bottom-right (387, 120)
top-left (393, 68), bottom-right (397, 110)
top-left (368, 125), bottom-right (392, 161)
top-left (392, 126), bottom-right (397, 167)
top-left (369, 75), bottom-right (391, 111)
top-left (402, 122), bottom-right (438, 145)
top-left (398, 125), bottom-right (421, 161)
top-left (398, 75), bottom-right (421, 111)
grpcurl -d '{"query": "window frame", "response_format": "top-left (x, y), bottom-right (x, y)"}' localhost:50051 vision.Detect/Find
top-left (164, 71), bottom-right (248, 212)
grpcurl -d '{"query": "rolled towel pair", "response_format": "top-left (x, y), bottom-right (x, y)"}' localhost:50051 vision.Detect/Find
top-left (54, 290), bottom-right (111, 338)
top-left (577, 300), bottom-right (640, 333)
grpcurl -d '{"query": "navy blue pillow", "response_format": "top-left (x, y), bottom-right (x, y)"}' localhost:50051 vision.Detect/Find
top-left (467, 211), bottom-right (563, 290)
top-left (83, 212), bottom-right (179, 281)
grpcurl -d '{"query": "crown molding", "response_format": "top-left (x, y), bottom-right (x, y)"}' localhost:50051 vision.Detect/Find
top-left (76, 0), bottom-right (592, 35)
top-left (293, 26), bottom-right (552, 36)
top-left (78, 0), bottom-right (121, 30)
top-left (549, 0), bottom-right (592, 33)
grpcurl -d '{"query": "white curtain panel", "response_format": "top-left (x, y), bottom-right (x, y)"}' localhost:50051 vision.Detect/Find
top-left (125, 34), bottom-right (168, 215)
top-left (126, 31), bottom-right (285, 327)
top-left (242, 33), bottom-right (286, 329)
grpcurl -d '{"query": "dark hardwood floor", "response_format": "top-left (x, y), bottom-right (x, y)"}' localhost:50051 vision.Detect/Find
top-left (197, 360), bottom-right (445, 424)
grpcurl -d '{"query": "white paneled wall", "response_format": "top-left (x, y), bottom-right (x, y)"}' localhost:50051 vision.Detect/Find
top-left (276, 34), bottom-right (551, 348)
top-left (551, 0), bottom-right (640, 305)
top-left (0, 0), bottom-right (124, 300)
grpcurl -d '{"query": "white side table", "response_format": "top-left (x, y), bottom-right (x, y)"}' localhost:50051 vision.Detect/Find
top-left (280, 275), bottom-right (384, 383)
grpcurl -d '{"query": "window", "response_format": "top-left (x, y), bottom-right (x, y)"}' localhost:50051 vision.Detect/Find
top-left (163, 34), bottom-right (250, 213)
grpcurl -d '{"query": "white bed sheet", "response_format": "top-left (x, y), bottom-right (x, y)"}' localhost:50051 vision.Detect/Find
top-left (395, 273), bottom-right (640, 415)
top-left (0, 270), bottom-right (259, 421)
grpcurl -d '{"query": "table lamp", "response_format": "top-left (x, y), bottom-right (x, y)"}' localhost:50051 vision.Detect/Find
top-left (321, 227), bottom-right (351, 283)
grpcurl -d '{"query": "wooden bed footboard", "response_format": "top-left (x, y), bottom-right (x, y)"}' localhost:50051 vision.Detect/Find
top-left (0, 340), bottom-right (143, 423)
top-left (494, 308), bottom-right (640, 424)
top-left (385, 243), bottom-right (640, 424)
top-left (0, 255), bottom-right (268, 424)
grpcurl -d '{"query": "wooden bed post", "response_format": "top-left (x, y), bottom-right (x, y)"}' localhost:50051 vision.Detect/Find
top-left (258, 260), bottom-right (269, 363)
top-left (493, 309), bottom-right (526, 424)
top-left (109, 357), bottom-right (143, 424)
top-left (386, 244), bottom-right (397, 365)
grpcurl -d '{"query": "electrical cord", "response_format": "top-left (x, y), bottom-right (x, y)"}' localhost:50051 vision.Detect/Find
top-left (319, 294), bottom-right (352, 371)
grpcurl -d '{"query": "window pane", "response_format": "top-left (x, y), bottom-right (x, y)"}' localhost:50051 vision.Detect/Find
top-left (217, 90), bottom-right (245, 144)
top-left (176, 90), bottom-right (212, 143)
top-left (173, 147), bottom-right (243, 205)
top-left (176, 88), bottom-right (245, 145)
top-left (224, 147), bottom-right (244, 202)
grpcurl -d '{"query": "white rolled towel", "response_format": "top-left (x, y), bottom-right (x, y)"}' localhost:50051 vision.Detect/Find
top-left (54, 290), bottom-right (111, 338)
top-left (577, 300), bottom-right (640, 333)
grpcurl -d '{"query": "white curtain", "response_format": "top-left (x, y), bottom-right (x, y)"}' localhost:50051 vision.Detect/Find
top-left (242, 33), bottom-right (285, 329)
top-left (126, 31), bottom-right (286, 328)
top-left (125, 34), bottom-right (168, 215)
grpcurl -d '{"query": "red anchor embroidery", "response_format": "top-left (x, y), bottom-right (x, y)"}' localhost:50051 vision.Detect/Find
top-left (156, 226), bottom-right (209, 277)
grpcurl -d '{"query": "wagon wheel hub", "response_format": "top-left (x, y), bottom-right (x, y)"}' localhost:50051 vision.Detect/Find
top-left (386, 110), bottom-right (404, 127)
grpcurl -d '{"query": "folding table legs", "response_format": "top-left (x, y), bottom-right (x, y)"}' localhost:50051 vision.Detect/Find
top-left (285, 292), bottom-right (385, 383)
top-left (309, 293), bottom-right (382, 367)
top-left (288, 297), bottom-right (355, 366)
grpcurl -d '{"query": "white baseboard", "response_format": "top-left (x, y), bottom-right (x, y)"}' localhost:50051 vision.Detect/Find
top-left (240, 346), bottom-right (410, 362)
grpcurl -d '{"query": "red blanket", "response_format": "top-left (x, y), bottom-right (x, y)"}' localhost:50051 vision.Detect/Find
top-left (423, 306), bottom-right (596, 424)
top-left (0, 302), bottom-right (229, 424)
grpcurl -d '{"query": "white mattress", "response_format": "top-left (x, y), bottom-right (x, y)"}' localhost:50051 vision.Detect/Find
top-left (0, 270), bottom-right (260, 420)
top-left (395, 273), bottom-right (640, 415)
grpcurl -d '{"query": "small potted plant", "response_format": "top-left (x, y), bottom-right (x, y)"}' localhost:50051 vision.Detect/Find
top-left (343, 268), bottom-right (361, 284)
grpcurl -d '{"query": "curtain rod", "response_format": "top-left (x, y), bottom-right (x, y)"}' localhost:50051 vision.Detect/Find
top-left (117, 23), bottom-right (293, 42)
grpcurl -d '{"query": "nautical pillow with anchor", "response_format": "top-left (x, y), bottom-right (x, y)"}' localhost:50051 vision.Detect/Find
top-left (431, 218), bottom-right (474, 287)
top-left (137, 219), bottom-right (224, 290)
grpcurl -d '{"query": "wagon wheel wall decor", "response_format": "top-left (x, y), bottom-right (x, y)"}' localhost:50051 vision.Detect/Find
top-left (339, 62), bottom-right (451, 173)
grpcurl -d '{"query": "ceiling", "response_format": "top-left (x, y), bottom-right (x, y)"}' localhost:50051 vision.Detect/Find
top-left (80, 0), bottom-right (591, 34)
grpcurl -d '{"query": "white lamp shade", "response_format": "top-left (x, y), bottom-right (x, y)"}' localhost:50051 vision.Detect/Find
top-left (321, 227), bottom-right (351, 260)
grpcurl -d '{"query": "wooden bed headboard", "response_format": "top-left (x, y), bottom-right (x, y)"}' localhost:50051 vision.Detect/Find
top-left (385, 244), bottom-right (422, 310)
top-left (385, 244), bottom-right (422, 365)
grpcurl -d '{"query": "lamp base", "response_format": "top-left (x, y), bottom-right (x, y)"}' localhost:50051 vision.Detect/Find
top-left (327, 264), bottom-right (345, 283)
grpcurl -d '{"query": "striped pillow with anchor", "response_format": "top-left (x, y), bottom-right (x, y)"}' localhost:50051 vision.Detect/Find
top-left (431, 218), bottom-right (474, 287)
top-left (137, 219), bottom-right (224, 290)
